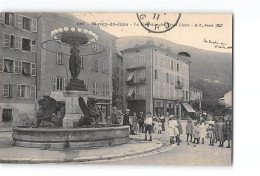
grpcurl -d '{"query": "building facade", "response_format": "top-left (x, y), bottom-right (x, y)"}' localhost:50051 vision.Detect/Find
top-left (0, 13), bottom-right (116, 127)
top-left (37, 13), bottom-right (116, 120)
top-left (122, 43), bottom-right (192, 116)
top-left (0, 12), bottom-right (39, 127)
top-left (112, 49), bottom-right (124, 110)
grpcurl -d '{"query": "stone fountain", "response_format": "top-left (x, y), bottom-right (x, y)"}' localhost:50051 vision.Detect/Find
top-left (12, 27), bottom-right (130, 149)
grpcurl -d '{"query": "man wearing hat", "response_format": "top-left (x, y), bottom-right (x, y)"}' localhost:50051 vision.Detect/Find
top-left (123, 109), bottom-right (130, 126)
top-left (144, 112), bottom-right (153, 141)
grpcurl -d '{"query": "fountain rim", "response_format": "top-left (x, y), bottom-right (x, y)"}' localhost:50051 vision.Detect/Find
top-left (13, 125), bottom-right (129, 132)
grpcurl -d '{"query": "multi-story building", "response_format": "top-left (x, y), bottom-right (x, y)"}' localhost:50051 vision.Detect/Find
top-left (0, 13), bottom-right (116, 127)
top-left (0, 12), bottom-right (39, 127)
top-left (37, 13), bottom-right (116, 119)
top-left (190, 86), bottom-right (203, 102)
top-left (112, 49), bottom-right (124, 110)
top-left (121, 42), bottom-right (192, 116)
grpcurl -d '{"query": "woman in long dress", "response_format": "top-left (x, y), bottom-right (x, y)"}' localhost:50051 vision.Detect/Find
top-left (218, 117), bottom-right (225, 147)
top-left (168, 115), bottom-right (180, 145)
top-left (199, 120), bottom-right (208, 144)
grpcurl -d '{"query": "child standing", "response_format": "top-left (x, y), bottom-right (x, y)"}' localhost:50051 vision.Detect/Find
top-left (207, 123), bottom-right (215, 146)
top-left (186, 118), bottom-right (194, 142)
top-left (144, 112), bottom-right (153, 141)
top-left (157, 119), bottom-right (162, 134)
top-left (193, 122), bottom-right (200, 144)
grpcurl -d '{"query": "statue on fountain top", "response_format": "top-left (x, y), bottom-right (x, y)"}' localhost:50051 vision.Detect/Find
top-left (69, 42), bottom-right (81, 80)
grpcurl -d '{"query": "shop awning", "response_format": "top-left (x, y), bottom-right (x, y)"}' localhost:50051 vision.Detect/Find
top-left (127, 87), bottom-right (135, 97)
top-left (127, 72), bottom-right (134, 82)
top-left (182, 102), bottom-right (196, 113)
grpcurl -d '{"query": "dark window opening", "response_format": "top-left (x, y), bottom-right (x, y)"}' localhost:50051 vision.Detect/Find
top-left (23, 17), bottom-right (31, 31)
top-left (10, 35), bottom-right (15, 48)
top-left (22, 62), bottom-right (31, 76)
top-left (2, 109), bottom-right (12, 122)
top-left (4, 59), bottom-right (14, 73)
top-left (5, 13), bottom-right (15, 26)
top-left (22, 38), bottom-right (31, 51)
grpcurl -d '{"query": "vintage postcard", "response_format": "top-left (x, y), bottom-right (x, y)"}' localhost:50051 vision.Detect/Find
top-left (0, 13), bottom-right (232, 165)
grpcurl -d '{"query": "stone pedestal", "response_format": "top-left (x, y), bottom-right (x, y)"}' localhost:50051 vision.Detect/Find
top-left (65, 79), bottom-right (87, 91)
top-left (63, 90), bottom-right (89, 128)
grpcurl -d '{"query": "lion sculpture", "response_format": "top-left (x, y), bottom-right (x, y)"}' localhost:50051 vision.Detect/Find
top-left (78, 97), bottom-right (102, 127)
top-left (35, 96), bottom-right (62, 127)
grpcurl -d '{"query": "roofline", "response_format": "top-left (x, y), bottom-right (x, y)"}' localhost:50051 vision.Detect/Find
top-left (121, 44), bottom-right (191, 63)
top-left (190, 87), bottom-right (203, 92)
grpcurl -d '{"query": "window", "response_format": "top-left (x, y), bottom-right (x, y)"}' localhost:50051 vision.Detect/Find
top-left (92, 59), bottom-right (99, 72)
top-left (57, 78), bottom-right (64, 91)
top-left (170, 61), bottom-right (174, 70)
top-left (30, 85), bottom-right (36, 99)
top-left (22, 62), bottom-right (31, 76)
top-left (80, 56), bottom-right (84, 69)
top-left (129, 57), bottom-right (133, 68)
top-left (21, 85), bottom-right (30, 98)
top-left (166, 73), bottom-right (169, 83)
top-left (154, 70), bottom-right (158, 79)
top-left (56, 51), bottom-right (64, 65)
top-left (23, 17), bottom-right (31, 31)
top-left (102, 84), bottom-right (106, 95)
top-left (31, 40), bottom-right (37, 53)
top-left (22, 38), bottom-right (31, 52)
top-left (4, 33), bottom-right (10, 47)
top-left (31, 63), bottom-right (36, 76)
top-left (52, 77), bottom-right (66, 91)
top-left (176, 63), bottom-right (180, 72)
top-left (3, 59), bottom-right (14, 73)
top-left (106, 84), bottom-right (109, 95)
top-left (121, 70), bottom-right (123, 76)
top-left (2, 109), bottom-right (12, 122)
top-left (140, 85), bottom-right (145, 97)
top-left (15, 36), bottom-right (22, 50)
top-left (140, 55), bottom-right (145, 65)
top-left (186, 91), bottom-right (189, 100)
top-left (10, 35), bottom-right (15, 48)
top-left (93, 82), bottom-right (97, 94)
top-left (3, 83), bottom-right (11, 98)
top-left (140, 70), bottom-right (145, 79)
top-left (102, 61), bottom-right (107, 73)
top-left (92, 43), bottom-right (99, 52)
top-left (5, 13), bottom-right (15, 26)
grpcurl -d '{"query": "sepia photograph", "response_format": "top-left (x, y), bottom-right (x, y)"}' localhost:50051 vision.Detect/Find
top-left (0, 12), bottom-right (232, 166)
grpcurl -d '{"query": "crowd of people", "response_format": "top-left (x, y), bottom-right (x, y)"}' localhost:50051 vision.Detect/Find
top-left (111, 107), bottom-right (232, 148)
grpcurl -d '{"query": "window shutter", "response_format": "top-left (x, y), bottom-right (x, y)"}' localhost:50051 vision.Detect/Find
top-left (31, 40), bottom-right (37, 53)
top-left (31, 63), bottom-right (36, 76)
top-left (30, 85), bottom-right (36, 99)
top-left (0, 57), bottom-right (3, 72)
top-left (0, 13), bottom-right (5, 24)
top-left (3, 83), bottom-right (9, 97)
top-left (52, 76), bottom-right (57, 90)
top-left (14, 60), bottom-right (18, 74)
top-left (56, 51), bottom-right (61, 64)
top-left (32, 19), bottom-right (37, 32)
top-left (18, 37), bottom-right (22, 50)
top-left (4, 33), bottom-right (10, 48)
top-left (64, 78), bottom-right (67, 90)
top-left (15, 14), bottom-right (22, 28)
top-left (18, 61), bottom-right (22, 74)
top-left (14, 36), bottom-right (19, 49)
top-left (17, 84), bottom-right (21, 98)
top-left (61, 52), bottom-right (65, 64)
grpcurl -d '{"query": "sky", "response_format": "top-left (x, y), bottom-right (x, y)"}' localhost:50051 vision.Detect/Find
top-left (73, 13), bottom-right (232, 53)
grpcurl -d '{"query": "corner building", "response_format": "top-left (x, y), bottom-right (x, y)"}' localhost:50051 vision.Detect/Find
top-left (122, 43), bottom-right (191, 116)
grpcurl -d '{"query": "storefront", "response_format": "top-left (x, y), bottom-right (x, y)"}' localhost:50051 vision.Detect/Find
top-left (154, 99), bottom-right (164, 116)
top-left (97, 99), bottom-right (111, 119)
top-left (166, 100), bottom-right (175, 115)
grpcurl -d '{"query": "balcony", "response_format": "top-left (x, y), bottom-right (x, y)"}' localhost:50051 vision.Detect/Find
top-left (126, 64), bottom-right (146, 70)
top-left (126, 78), bottom-right (146, 85)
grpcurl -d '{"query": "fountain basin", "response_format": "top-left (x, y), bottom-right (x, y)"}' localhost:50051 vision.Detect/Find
top-left (12, 125), bottom-right (130, 149)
